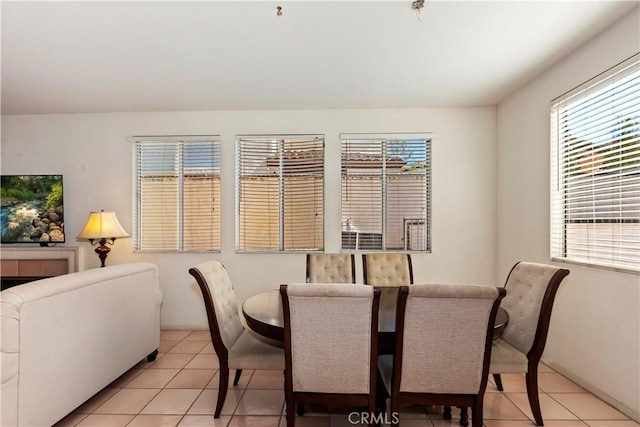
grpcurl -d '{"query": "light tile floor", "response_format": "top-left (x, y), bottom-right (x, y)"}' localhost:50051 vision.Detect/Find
top-left (53, 330), bottom-right (639, 427)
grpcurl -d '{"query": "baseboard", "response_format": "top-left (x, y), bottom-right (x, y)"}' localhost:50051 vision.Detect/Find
top-left (542, 357), bottom-right (640, 422)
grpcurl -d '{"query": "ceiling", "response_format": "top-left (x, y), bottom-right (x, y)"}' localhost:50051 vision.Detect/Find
top-left (1, 1), bottom-right (637, 115)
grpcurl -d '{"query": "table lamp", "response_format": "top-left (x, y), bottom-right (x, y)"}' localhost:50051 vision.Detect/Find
top-left (77, 210), bottom-right (130, 267)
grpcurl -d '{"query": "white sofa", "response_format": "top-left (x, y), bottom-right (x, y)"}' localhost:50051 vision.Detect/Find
top-left (0, 263), bottom-right (162, 427)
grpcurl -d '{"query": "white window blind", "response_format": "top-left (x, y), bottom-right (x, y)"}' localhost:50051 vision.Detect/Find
top-left (133, 136), bottom-right (221, 252)
top-left (341, 134), bottom-right (431, 252)
top-left (551, 54), bottom-right (640, 272)
top-left (236, 135), bottom-right (324, 252)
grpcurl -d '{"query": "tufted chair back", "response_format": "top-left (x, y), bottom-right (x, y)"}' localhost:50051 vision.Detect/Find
top-left (398, 284), bottom-right (504, 394)
top-left (189, 260), bottom-right (244, 352)
top-left (362, 253), bottom-right (413, 286)
top-left (500, 262), bottom-right (570, 355)
top-left (306, 253), bottom-right (356, 283)
top-left (378, 284), bottom-right (505, 427)
top-left (280, 283), bottom-right (380, 426)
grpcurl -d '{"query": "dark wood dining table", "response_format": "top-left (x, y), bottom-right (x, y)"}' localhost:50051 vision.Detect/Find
top-left (242, 287), bottom-right (509, 350)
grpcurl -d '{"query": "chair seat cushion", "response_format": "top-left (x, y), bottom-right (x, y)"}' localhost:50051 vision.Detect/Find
top-left (228, 330), bottom-right (284, 370)
top-left (490, 338), bottom-right (528, 373)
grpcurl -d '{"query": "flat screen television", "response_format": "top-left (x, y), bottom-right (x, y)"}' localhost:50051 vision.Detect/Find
top-left (0, 175), bottom-right (65, 244)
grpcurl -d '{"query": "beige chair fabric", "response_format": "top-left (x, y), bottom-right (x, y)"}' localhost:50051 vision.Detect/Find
top-left (280, 283), bottom-right (380, 427)
top-left (286, 283), bottom-right (374, 393)
top-left (190, 260), bottom-right (284, 418)
top-left (362, 253), bottom-right (413, 286)
top-left (192, 260), bottom-right (244, 349)
top-left (489, 261), bottom-right (570, 426)
top-left (306, 253), bottom-right (355, 283)
top-left (379, 283), bottom-right (505, 427)
top-left (499, 262), bottom-right (563, 355)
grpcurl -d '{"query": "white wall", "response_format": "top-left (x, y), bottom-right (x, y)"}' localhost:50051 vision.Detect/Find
top-left (1, 107), bottom-right (497, 327)
top-left (496, 8), bottom-right (639, 420)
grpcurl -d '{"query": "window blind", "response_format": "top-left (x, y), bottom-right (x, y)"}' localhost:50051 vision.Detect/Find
top-left (551, 54), bottom-right (640, 272)
top-left (133, 136), bottom-right (221, 252)
top-left (340, 134), bottom-right (431, 252)
top-left (236, 135), bottom-right (324, 252)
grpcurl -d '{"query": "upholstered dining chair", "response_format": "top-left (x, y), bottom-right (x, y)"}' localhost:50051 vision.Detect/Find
top-left (490, 262), bottom-right (570, 426)
top-left (189, 260), bottom-right (284, 418)
top-left (378, 284), bottom-right (506, 427)
top-left (280, 283), bottom-right (381, 427)
top-left (362, 253), bottom-right (413, 356)
top-left (306, 253), bottom-right (356, 283)
top-left (362, 253), bottom-right (413, 286)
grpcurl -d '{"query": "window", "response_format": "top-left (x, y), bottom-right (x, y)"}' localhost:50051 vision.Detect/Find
top-left (133, 136), bottom-right (221, 252)
top-left (341, 133), bottom-right (431, 252)
top-left (236, 135), bottom-right (324, 252)
top-left (551, 54), bottom-right (640, 272)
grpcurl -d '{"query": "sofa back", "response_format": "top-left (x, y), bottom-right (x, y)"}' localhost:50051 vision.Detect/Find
top-left (0, 263), bottom-right (162, 427)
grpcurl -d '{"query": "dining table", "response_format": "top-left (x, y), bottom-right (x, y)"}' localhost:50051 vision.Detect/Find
top-left (242, 287), bottom-right (509, 351)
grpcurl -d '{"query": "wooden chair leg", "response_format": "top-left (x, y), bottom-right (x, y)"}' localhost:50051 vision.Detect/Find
top-left (526, 370), bottom-right (544, 426)
top-left (458, 406), bottom-right (469, 426)
top-left (286, 400), bottom-right (295, 427)
top-left (472, 398), bottom-right (483, 427)
top-left (233, 369), bottom-right (243, 385)
top-left (368, 400), bottom-right (376, 426)
top-left (493, 373), bottom-right (504, 391)
top-left (443, 405), bottom-right (452, 420)
top-left (215, 366), bottom-right (229, 418)
top-left (391, 397), bottom-right (400, 425)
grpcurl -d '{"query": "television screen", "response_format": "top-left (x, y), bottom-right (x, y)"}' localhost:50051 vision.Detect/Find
top-left (0, 175), bottom-right (65, 244)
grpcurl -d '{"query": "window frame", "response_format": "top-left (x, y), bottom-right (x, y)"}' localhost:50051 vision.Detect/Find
top-left (550, 54), bottom-right (640, 273)
top-left (340, 133), bottom-right (432, 253)
top-left (235, 134), bottom-right (325, 253)
top-left (132, 135), bottom-right (221, 253)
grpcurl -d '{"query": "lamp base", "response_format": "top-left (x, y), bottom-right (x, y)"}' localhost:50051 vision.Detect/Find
top-left (94, 239), bottom-right (111, 268)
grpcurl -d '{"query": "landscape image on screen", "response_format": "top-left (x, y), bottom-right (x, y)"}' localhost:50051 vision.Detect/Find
top-left (0, 175), bottom-right (64, 244)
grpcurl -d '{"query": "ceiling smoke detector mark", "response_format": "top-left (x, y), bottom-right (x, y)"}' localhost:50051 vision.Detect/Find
top-left (411, 0), bottom-right (425, 11)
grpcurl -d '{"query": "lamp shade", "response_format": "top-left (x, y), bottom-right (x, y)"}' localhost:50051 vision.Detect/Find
top-left (77, 211), bottom-right (130, 240)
